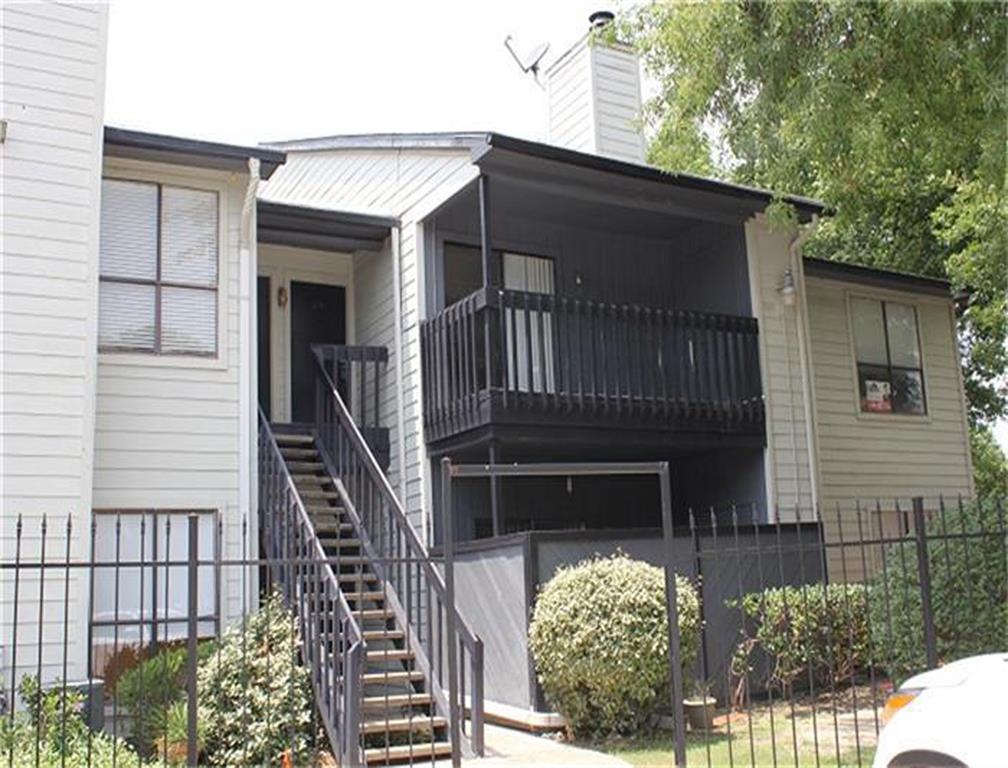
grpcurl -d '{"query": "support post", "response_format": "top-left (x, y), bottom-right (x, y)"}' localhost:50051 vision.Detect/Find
top-left (658, 463), bottom-right (687, 768)
top-left (186, 514), bottom-right (199, 767)
top-left (478, 175), bottom-right (498, 392)
top-left (442, 458), bottom-right (461, 767)
top-left (489, 441), bottom-right (502, 537)
top-left (912, 497), bottom-right (938, 668)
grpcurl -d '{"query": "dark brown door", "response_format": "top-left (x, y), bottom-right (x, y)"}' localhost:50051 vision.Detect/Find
top-left (290, 281), bottom-right (346, 423)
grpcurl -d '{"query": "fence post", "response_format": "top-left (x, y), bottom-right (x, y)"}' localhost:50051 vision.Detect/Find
top-left (442, 457), bottom-right (461, 767)
top-left (186, 514), bottom-right (199, 766)
top-left (658, 462), bottom-right (687, 768)
top-left (911, 497), bottom-right (938, 668)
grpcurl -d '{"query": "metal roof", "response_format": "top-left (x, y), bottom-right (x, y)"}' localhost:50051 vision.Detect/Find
top-left (104, 127), bottom-right (286, 178)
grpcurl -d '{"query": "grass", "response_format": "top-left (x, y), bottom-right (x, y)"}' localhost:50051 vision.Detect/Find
top-left (581, 686), bottom-right (881, 768)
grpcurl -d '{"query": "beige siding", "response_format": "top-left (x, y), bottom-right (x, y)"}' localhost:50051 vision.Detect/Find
top-left (806, 276), bottom-right (972, 512)
top-left (1, 0), bottom-right (108, 684)
top-left (261, 149), bottom-right (478, 539)
top-left (745, 216), bottom-right (815, 519)
top-left (92, 158), bottom-right (251, 630)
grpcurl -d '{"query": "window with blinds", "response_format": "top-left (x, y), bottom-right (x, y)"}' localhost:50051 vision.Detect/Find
top-left (98, 179), bottom-right (219, 356)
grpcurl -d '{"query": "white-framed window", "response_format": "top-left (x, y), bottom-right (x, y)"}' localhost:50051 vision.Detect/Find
top-left (91, 509), bottom-right (217, 673)
top-left (850, 296), bottom-right (926, 415)
top-left (99, 179), bottom-right (219, 356)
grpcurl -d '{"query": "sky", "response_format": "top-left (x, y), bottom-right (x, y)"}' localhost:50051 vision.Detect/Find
top-left (104, 0), bottom-right (1008, 452)
top-left (105, 0), bottom-right (606, 146)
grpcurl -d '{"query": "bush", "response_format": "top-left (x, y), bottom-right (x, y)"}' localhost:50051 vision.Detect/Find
top-left (197, 590), bottom-right (313, 766)
top-left (528, 554), bottom-right (700, 737)
top-left (730, 584), bottom-right (870, 696)
top-left (115, 640), bottom-right (215, 754)
top-left (869, 498), bottom-right (1007, 684)
top-left (0, 676), bottom-right (138, 768)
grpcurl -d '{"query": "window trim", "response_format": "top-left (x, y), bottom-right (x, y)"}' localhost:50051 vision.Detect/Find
top-left (98, 172), bottom-right (225, 363)
top-left (847, 292), bottom-right (928, 418)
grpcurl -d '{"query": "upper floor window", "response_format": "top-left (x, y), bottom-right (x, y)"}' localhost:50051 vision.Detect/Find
top-left (851, 297), bottom-right (926, 415)
top-left (99, 179), bottom-right (218, 356)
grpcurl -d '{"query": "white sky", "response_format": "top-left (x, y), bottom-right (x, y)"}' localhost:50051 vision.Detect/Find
top-left (105, 0), bottom-right (1008, 452)
top-left (105, 0), bottom-right (606, 146)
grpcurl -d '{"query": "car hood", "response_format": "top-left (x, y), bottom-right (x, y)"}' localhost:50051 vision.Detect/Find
top-left (900, 652), bottom-right (1008, 690)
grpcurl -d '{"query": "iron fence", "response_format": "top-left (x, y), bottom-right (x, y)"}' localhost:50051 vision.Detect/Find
top-left (442, 460), bottom-right (1007, 768)
top-left (0, 505), bottom-right (471, 768)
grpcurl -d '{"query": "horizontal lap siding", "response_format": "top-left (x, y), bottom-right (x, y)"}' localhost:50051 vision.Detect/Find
top-left (92, 160), bottom-right (248, 628)
top-left (805, 276), bottom-right (973, 579)
top-left (0, 1), bottom-right (108, 684)
top-left (262, 149), bottom-right (477, 538)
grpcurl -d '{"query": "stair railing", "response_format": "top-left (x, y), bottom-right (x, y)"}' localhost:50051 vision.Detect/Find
top-left (259, 409), bottom-right (366, 767)
top-left (311, 346), bottom-right (485, 759)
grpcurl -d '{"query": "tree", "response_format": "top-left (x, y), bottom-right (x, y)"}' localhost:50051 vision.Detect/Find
top-left (625, 0), bottom-right (1007, 425)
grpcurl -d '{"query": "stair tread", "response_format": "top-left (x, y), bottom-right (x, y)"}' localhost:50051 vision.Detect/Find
top-left (365, 648), bottom-right (412, 661)
top-left (340, 572), bottom-right (379, 583)
top-left (361, 715), bottom-right (446, 734)
top-left (287, 461), bottom-right (325, 471)
top-left (276, 433), bottom-right (315, 444)
top-left (360, 670), bottom-right (424, 684)
top-left (356, 608), bottom-right (395, 620)
top-left (363, 629), bottom-right (404, 641)
top-left (364, 741), bottom-right (451, 763)
top-left (362, 692), bottom-right (432, 709)
top-left (280, 448), bottom-right (317, 459)
top-left (348, 591), bottom-right (387, 602)
top-left (318, 537), bottom-right (361, 547)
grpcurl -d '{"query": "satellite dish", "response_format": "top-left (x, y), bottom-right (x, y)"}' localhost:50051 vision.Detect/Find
top-left (504, 36), bottom-right (551, 87)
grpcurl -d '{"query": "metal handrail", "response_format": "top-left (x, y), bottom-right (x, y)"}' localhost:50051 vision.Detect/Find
top-left (311, 346), bottom-right (485, 758)
top-left (258, 408), bottom-right (365, 767)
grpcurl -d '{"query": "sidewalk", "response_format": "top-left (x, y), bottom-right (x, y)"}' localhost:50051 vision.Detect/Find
top-left (463, 724), bottom-right (631, 767)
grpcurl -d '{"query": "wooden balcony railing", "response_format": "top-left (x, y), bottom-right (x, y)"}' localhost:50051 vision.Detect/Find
top-left (420, 288), bottom-right (763, 443)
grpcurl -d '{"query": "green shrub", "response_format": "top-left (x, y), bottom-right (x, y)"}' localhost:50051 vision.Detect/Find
top-left (197, 590), bottom-right (313, 766)
top-left (869, 498), bottom-right (1007, 684)
top-left (0, 676), bottom-right (138, 768)
top-left (114, 640), bottom-right (215, 754)
top-left (730, 584), bottom-right (870, 696)
top-left (528, 553), bottom-right (701, 737)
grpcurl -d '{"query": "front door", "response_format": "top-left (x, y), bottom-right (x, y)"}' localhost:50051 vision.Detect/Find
top-left (290, 281), bottom-right (346, 423)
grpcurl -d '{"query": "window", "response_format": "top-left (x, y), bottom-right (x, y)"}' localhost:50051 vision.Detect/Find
top-left (91, 510), bottom-right (217, 676)
top-left (851, 297), bottom-right (926, 414)
top-left (99, 179), bottom-right (219, 355)
top-left (503, 252), bottom-right (555, 393)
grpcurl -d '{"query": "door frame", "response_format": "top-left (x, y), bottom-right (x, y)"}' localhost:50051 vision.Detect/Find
top-left (257, 253), bottom-right (354, 422)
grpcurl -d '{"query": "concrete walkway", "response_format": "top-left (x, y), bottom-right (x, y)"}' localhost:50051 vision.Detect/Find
top-left (462, 724), bottom-right (631, 767)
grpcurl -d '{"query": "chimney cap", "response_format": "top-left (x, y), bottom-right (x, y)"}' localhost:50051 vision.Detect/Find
top-left (589, 10), bottom-right (615, 29)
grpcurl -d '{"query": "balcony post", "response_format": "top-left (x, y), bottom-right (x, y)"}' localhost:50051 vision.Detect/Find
top-left (478, 174), bottom-right (500, 391)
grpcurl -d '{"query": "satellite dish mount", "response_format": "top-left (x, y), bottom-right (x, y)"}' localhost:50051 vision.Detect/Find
top-left (504, 36), bottom-right (550, 89)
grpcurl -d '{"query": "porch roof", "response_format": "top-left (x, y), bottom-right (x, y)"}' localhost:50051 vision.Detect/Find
top-left (104, 127), bottom-right (286, 178)
top-left (256, 200), bottom-right (397, 252)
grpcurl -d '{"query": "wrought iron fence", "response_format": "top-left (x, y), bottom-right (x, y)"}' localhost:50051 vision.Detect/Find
top-left (0, 505), bottom-right (471, 767)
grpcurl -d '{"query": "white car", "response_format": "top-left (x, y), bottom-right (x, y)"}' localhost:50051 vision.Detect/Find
top-left (873, 652), bottom-right (1008, 768)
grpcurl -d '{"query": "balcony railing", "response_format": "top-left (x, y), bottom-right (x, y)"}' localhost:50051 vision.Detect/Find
top-left (420, 287), bottom-right (763, 443)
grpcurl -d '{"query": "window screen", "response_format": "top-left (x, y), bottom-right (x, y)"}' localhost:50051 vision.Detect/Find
top-left (99, 179), bottom-right (218, 355)
top-left (851, 297), bottom-right (926, 414)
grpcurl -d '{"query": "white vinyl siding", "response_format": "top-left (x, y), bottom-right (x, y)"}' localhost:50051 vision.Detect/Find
top-left (0, 0), bottom-right (109, 686)
top-left (93, 158), bottom-right (249, 633)
top-left (261, 147), bottom-right (479, 536)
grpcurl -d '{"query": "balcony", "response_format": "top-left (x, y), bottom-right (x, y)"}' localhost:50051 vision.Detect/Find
top-left (420, 287), bottom-right (764, 447)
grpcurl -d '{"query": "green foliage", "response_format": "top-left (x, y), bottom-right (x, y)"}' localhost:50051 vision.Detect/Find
top-left (869, 498), bottom-right (1007, 684)
top-left (0, 677), bottom-right (138, 768)
top-left (627, 0), bottom-right (1007, 423)
top-left (528, 554), bottom-right (701, 737)
top-left (730, 584), bottom-right (870, 695)
top-left (114, 640), bottom-right (215, 754)
top-left (197, 590), bottom-right (313, 766)
top-left (970, 426), bottom-right (1008, 499)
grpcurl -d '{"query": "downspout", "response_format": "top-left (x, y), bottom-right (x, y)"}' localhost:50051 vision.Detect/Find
top-left (239, 158), bottom-right (260, 582)
top-left (788, 216), bottom-right (820, 518)
top-left (391, 226), bottom-right (408, 505)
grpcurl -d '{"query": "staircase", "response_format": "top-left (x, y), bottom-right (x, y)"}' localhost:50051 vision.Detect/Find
top-left (272, 427), bottom-right (452, 765)
top-left (259, 344), bottom-right (482, 767)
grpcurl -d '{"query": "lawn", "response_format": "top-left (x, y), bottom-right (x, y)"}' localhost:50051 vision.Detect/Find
top-left (582, 686), bottom-right (881, 768)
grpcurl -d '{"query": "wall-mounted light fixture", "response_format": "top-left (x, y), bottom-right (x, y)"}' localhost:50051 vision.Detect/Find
top-left (277, 285), bottom-right (288, 309)
top-left (779, 267), bottom-right (796, 307)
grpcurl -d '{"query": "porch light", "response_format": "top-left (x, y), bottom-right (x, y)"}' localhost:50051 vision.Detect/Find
top-left (779, 268), bottom-right (797, 306)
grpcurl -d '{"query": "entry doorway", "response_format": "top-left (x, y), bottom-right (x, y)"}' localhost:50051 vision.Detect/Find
top-left (290, 280), bottom-right (346, 423)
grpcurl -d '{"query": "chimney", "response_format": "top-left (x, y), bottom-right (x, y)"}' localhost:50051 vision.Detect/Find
top-left (544, 10), bottom-right (646, 164)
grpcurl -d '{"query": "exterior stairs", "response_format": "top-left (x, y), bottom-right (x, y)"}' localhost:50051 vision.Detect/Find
top-left (273, 428), bottom-right (452, 765)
